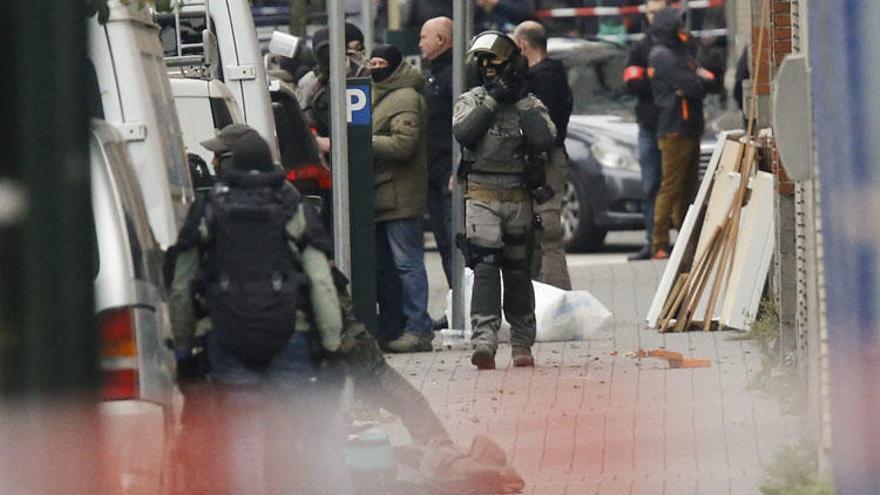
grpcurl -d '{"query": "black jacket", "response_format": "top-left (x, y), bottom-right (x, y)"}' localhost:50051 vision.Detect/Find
top-left (648, 8), bottom-right (716, 138)
top-left (526, 58), bottom-right (572, 148)
top-left (624, 30), bottom-right (659, 131)
top-left (423, 49), bottom-right (454, 183)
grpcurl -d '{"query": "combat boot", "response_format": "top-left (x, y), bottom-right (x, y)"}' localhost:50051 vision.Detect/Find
top-left (511, 346), bottom-right (534, 367)
top-left (471, 344), bottom-right (496, 370)
top-left (386, 332), bottom-right (434, 353)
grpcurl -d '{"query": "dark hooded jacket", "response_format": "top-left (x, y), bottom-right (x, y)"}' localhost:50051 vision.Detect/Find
top-left (648, 8), bottom-right (716, 138)
top-left (624, 29), bottom-right (659, 131)
top-left (525, 57), bottom-right (572, 148)
top-left (423, 48), bottom-right (454, 184)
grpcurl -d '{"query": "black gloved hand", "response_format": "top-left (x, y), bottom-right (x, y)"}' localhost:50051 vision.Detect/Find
top-left (487, 78), bottom-right (513, 102)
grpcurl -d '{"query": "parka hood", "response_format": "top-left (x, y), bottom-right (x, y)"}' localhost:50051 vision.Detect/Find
top-left (372, 61), bottom-right (426, 102)
top-left (652, 8), bottom-right (686, 48)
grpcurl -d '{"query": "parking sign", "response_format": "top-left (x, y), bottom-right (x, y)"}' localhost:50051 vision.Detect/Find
top-left (346, 83), bottom-right (371, 125)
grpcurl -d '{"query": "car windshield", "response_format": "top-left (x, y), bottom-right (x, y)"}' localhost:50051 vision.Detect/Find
top-left (557, 44), bottom-right (635, 116)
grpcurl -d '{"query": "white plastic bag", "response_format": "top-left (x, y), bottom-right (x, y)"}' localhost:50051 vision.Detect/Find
top-left (444, 269), bottom-right (612, 343)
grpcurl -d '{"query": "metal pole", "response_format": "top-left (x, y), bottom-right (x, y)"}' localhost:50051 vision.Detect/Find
top-left (451, 0), bottom-right (468, 330)
top-left (329, 0), bottom-right (352, 277)
top-left (466, 0), bottom-right (474, 41)
top-left (361, 0), bottom-right (374, 55)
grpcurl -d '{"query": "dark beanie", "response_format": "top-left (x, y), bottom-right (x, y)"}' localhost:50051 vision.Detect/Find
top-left (313, 24), bottom-right (364, 52)
top-left (230, 131), bottom-right (276, 173)
top-left (370, 44), bottom-right (403, 82)
top-left (345, 22), bottom-right (364, 45)
top-left (312, 27), bottom-right (330, 53)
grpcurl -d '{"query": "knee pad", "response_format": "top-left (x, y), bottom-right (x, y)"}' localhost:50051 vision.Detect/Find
top-left (501, 267), bottom-right (535, 314)
top-left (501, 232), bottom-right (532, 271)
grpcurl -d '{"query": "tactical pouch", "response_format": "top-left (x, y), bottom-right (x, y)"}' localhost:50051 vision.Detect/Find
top-left (529, 216), bottom-right (543, 277)
top-left (455, 233), bottom-right (476, 268)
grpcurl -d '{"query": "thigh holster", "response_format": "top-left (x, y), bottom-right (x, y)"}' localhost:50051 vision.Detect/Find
top-left (456, 234), bottom-right (502, 268)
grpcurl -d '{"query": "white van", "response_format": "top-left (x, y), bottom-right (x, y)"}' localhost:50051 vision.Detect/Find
top-left (90, 119), bottom-right (177, 495)
top-left (89, 0), bottom-right (194, 249)
top-left (170, 77), bottom-right (244, 167)
top-left (157, 0), bottom-right (281, 162)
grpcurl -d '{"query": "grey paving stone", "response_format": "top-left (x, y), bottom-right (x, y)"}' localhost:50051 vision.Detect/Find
top-left (390, 253), bottom-right (802, 494)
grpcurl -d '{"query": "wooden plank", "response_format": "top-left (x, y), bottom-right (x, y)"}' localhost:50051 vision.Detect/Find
top-left (720, 172), bottom-right (776, 330)
top-left (659, 273), bottom-right (689, 332)
top-left (674, 224), bottom-right (726, 332)
top-left (701, 145), bottom-right (758, 331)
top-left (645, 132), bottom-right (740, 328)
top-left (691, 172), bottom-right (742, 324)
top-left (694, 172), bottom-right (741, 266)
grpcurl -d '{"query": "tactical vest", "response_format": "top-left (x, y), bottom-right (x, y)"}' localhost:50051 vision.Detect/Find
top-left (468, 87), bottom-right (528, 177)
top-left (201, 179), bottom-right (306, 364)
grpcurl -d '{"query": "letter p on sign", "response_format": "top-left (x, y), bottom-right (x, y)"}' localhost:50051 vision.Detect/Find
top-left (347, 88), bottom-right (370, 125)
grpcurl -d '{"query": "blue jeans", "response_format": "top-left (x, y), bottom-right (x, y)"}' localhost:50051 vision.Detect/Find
top-left (427, 171), bottom-right (453, 287)
top-left (376, 217), bottom-right (432, 341)
top-left (208, 332), bottom-right (352, 495)
top-left (638, 127), bottom-right (663, 246)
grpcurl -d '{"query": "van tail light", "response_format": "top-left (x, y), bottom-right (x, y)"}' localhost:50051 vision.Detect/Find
top-left (287, 163), bottom-right (332, 190)
top-left (98, 307), bottom-right (139, 401)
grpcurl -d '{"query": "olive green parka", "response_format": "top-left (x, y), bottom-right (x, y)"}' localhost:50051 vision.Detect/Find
top-left (371, 61), bottom-right (429, 222)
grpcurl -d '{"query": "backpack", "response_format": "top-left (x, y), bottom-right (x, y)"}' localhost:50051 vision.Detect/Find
top-left (201, 180), bottom-right (306, 365)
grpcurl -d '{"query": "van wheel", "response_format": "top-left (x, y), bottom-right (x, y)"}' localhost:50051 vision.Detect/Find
top-left (561, 175), bottom-right (606, 252)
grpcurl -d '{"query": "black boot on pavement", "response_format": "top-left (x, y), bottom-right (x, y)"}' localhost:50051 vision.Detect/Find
top-left (511, 346), bottom-right (535, 367)
top-left (387, 332), bottom-right (434, 353)
top-left (627, 245), bottom-right (652, 261)
top-left (471, 345), bottom-right (496, 370)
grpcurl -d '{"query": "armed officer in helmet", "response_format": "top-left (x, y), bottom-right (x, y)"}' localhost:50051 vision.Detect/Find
top-left (453, 31), bottom-right (556, 370)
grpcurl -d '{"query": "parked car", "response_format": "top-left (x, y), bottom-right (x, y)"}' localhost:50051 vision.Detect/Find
top-left (90, 119), bottom-right (177, 495)
top-left (548, 38), bottom-right (719, 252)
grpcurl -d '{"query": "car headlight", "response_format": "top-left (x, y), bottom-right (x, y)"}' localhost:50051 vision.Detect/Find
top-left (590, 140), bottom-right (640, 172)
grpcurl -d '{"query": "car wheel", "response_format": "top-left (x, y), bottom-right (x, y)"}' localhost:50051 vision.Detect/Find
top-left (561, 175), bottom-right (607, 252)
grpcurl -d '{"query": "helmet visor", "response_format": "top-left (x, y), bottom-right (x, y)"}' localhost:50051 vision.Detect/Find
top-left (467, 32), bottom-right (516, 64)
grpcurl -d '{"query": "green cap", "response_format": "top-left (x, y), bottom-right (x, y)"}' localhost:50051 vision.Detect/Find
top-left (200, 123), bottom-right (257, 153)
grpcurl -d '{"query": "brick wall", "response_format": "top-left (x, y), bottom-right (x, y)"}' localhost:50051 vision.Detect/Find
top-left (771, 0), bottom-right (794, 67)
top-left (750, 0), bottom-right (795, 96)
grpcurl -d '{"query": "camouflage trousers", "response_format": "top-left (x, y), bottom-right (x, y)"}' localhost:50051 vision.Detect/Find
top-left (465, 191), bottom-right (537, 351)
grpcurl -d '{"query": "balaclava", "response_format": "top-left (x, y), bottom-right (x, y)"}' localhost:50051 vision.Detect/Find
top-left (370, 44), bottom-right (403, 83)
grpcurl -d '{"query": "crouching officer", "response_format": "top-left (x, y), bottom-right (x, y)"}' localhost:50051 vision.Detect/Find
top-left (169, 131), bottom-right (352, 494)
top-left (452, 31), bottom-right (556, 370)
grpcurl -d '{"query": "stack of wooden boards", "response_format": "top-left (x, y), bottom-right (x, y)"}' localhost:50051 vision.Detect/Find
top-left (645, 132), bottom-right (775, 332)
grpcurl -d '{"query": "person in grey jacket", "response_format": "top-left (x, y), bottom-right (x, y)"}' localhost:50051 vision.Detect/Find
top-left (453, 31), bottom-right (556, 370)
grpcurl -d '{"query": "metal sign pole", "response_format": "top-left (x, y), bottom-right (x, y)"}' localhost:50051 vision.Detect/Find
top-left (345, 77), bottom-right (377, 333)
top-left (451, 0), bottom-right (468, 331)
top-left (329, 0), bottom-right (352, 277)
top-left (361, 0), bottom-right (374, 55)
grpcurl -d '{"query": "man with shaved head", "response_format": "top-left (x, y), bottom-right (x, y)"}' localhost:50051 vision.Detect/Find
top-left (514, 20), bottom-right (573, 290)
top-left (420, 16), bottom-right (456, 328)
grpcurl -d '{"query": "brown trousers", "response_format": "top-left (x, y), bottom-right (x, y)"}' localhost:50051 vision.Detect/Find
top-left (652, 135), bottom-right (700, 253)
top-left (534, 146), bottom-right (572, 290)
